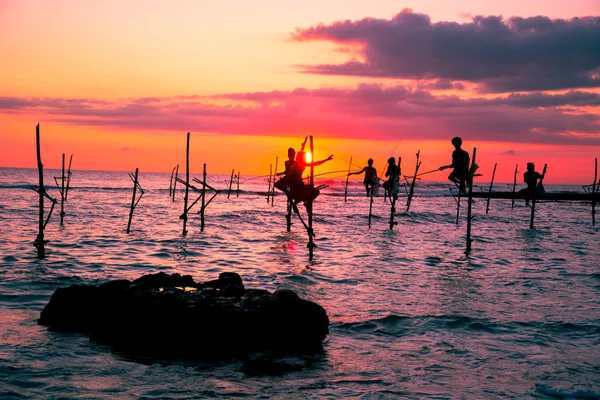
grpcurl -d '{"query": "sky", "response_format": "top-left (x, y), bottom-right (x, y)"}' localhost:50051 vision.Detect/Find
top-left (1, 0), bottom-right (599, 183)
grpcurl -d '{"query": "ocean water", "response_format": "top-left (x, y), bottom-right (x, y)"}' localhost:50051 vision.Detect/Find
top-left (0, 167), bottom-right (599, 399)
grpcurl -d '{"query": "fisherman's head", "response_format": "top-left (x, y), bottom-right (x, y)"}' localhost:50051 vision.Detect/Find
top-left (527, 162), bottom-right (535, 171)
top-left (367, 158), bottom-right (374, 166)
top-left (451, 137), bottom-right (462, 148)
top-left (387, 157), bottom-right (396, 165)
top-left (287, 147), bottom-right (296, 159)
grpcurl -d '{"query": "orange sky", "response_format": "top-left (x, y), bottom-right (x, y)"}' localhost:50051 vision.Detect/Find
top-left (1, 1), bottom-right (599, 183)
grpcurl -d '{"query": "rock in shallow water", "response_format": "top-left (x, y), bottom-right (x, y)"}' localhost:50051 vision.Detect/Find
top-left (38, 272), bottom-right (329, 358)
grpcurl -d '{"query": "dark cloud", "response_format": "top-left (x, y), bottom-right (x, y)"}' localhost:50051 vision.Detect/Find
top-left (291, 10), bottom-right (600, 92)
top-left (0, 85), bottom-right (598, 145)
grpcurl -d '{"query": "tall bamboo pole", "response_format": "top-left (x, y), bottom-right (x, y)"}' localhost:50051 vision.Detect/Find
top-left (127, 168), bottom-right (139, 234)
top-left (308, 136), bottom-right (315, 259)
top-left (227, 169), bottom-right (235, 199)
top-left (344, 156), bottom-right (352, 202)
top-left (272, 157), bottom-right (278, 206)
top-left (511, 164), bottom-right (518, 209)
top-left (530, 163), bottom-right (547, 229)
top-left (485, 163), bottom-right (497, 214)
top-left (466, 148), bottom-right (477, 255)
top-left (236, 171), bottom-right (240, 197)
top-left (35, 123), bottom-right (46, 258)
top-left (406, 151), bottom-right (421, 212)
top-left (169, 166), bottom-right (176, 197)
top-left (182, 133), bottom-right (190, 236)
top-left (267, 164), bottom-right (272, 203)
top-left (65, 154), bottom-right (73, 201)
top-left (201, 163), bottom-right (207, 231)
top-left (172, 164), bottom-right (179, 202)
top-left (389, 157), bottom-right (401, 230)
top-left (368, 185), bottom-right (374, 228)
top-left (60, 153), bottom-right (65, 224)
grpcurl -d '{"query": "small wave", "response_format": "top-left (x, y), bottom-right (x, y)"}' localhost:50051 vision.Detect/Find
top-left (535, 383), bottom-right (600, 399)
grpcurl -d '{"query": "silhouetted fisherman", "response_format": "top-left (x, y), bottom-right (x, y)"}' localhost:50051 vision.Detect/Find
top-left (287, 151), bottom-right (333, 210)
top-left (518, 162), bottom-right (546, 206)
top-left (274, 137), bottom-right (308, 197)
top-left (348, 158), bottom-right (377, 197)
top-left (440, 137), bottom-right (470, 195)
top-left (382, 157), bottom-right (400, 197)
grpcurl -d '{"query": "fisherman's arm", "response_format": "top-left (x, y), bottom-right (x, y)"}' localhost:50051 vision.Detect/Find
top-left (348, 167), bottom-right (366, 176)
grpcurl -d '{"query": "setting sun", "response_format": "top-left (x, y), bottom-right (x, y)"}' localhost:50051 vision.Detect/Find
top-left (305, 152), bottom-right (312, 163)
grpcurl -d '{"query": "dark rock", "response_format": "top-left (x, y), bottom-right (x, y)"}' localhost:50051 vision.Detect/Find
top-left (38, 272), bottom-right (329, 359)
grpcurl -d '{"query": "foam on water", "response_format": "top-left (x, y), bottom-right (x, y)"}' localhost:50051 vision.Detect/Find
top-left (0, 167), bottom-right (599, 398)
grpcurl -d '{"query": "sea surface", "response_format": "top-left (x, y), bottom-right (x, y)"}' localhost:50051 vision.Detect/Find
top-left (0, 167), bottom-right (599, 399)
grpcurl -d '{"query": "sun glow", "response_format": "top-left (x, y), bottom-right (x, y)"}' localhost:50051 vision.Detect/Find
top-left (305, 152), bottom-right (312, 163)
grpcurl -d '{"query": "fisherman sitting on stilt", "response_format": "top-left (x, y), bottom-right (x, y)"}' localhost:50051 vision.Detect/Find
top-left (382, 157), bottom-right (400, 199)
top-left (518, 162), bottom-right (546, 206)
top-left (440, 137), bottom-right (470, 195)
top-left (274, 137), bottom-right (308, 198)
top-left (286, 151), bottom-right (333, 212)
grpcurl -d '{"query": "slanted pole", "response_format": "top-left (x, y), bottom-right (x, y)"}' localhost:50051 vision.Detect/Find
top-left (466, 148), bottom-right (477, 255)
top-left (227, 169), bottom-right (235, 199)
top-left (35, 124), bottom-right (46, 258)
top-left (267, 164), bottom-right (272, 203)
top-left (236, 171), bottom-right (240, 197)
top-left (454, 189), bottom-right (461, 225)
top-left (172, 164), bottom-right (179, 202)
top-left (485, 163), bottom-right (497, 214)
top-left (344, 156), bottom-right (352, 202)
top-left (286, 200), bottom-right (292, 232)
top-left (308, 136), bottom-right (315, 259)
top-left (127, 168), bottom-right (139, 234)
top-left (530, 163), bottom-right (547, 229)
top-left (511, 164), bottom-right (518, 209)
top-left (169, 166), bottom-right (176, 197)
top-left (201, 163), bottom-right (207, 232)
top-left (65, 154), bottom-right (73, 201)
top-left (182, 133), bottom-right (190, 236)
top-left (271, 157), bottom-right (278, 206)
top-left (59, 153), bottom-right (66, 224)
top-left (406, 151), bottom-right (421, 212)
top-left (593, 158), bottom-right (598, 225)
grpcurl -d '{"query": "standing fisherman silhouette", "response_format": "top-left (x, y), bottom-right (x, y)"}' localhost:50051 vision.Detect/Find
top-left (274, 137), bottom-right (308, 197)
top-left (287, 151), bottom-right (333, 211)
top-left (440, 137), bottom-right (470, 195)
top-left (382, 157), bottom-right (400, 198)
top-left (518, 162), bottom-right (546, 206)
top-left (348, 158), bottom-right (377, 197)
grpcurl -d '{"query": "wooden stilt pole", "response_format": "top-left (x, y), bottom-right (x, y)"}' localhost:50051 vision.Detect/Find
top-left (308, 136), bottom-right (315, 259)
top-left (368, 185), bottom-right (374, 228)
top-left (344, 156), bottom-right (352, 202)
top-left (60, 153), bottom-right (65, 224)
top-left (530, 163), bottom-right (547, 229)
top-left (65, 154), bottom-right (73, 201)
top-left (236, 171), bottom-right (240, 197)
top-left (593, 158), bottom-right (598, 225)
top-left (227, 169), bottom-right (235, 199)
top-left (267, 164), bottom-right (272, 203)
top-left (466, 148), bottom-right (477, 255)
top-left (455, 189), bottom-right (461, 225)
top-left (201, 163), bottom-right (207, 232)
top-left (172, 164), bottom-right (179, 202)
top-left (127, 168), bottom-right (139, 234)
top-left (485, 163), bottom-right (497, 214)
top-left (286, 200), bottom-right (292, 232)
top-left (272, 157), bottom-right (278, 206)
top-left (169, 166), bottom-right (176, 197)
top-left (406, 151), bottom-right (421, 212)
top-left (389, 157), bottom-right (400, 230)
top-left (511, 164), bottom-right (518, 209)
top-left (35, 123), bottom-right (46, 258)
top-left (182, 133), bottom-right (190, 236)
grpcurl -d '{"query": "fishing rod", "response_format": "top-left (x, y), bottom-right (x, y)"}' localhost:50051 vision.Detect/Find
top-left (415, 168), bottom-right (441, 177)
top-left (302, 169), bottom-right (353, 180)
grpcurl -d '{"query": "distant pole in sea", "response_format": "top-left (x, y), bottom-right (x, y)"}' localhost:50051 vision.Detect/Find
top-left (272, 156), bottom-right (278, 206)
top-left (406, 151), bottom-right (421, 213)
top-left (236, 171), bottom-right (240, 197)
top-left (267, 164), bottom-right (272, 203)
top-left (308, 136), bottom-right (315, 259)
top-left (127, 168), bottom-right (145, 234)
top-left (172, 164), bottom-right (179, 202)
top-left (65, 154), bottom-right (73, 201)
top-left (344, 156), bottom-right (352, 202)
top-left (485, 163), bottom-right (497, 214)
top-left (35, 123), bottom-right (46, 258)
top-left (227, 169), bottom-right (235, 199)
top-left (182, 133), bottom-right (190, 236)
top-left (201, 163), bottom-right (207, 232)
top-left (60, 153), bottom-right (65, 224)
top-left (465, 148), bottom-right (477, 255)
top-left (593, 158), bottom-right (598, 225)
top-left (169, 166), bottom-right (176, 197)
top-left (389, 157), bottom-right (401, 230)
top-left (511, 164), bottom-right (518, 209)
